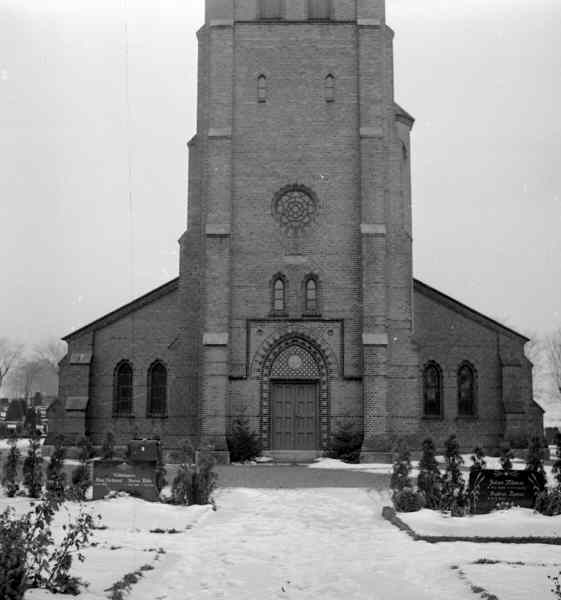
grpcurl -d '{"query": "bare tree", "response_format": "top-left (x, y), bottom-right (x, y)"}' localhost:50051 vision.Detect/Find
top-left (8, 359), bottom-right (43, 401)
top-left (34, 338), bottom-right (67, 375)
top-left (547, 328), bottom-right (561, 397)
top-left (0, 337), bottom-right (23, 391)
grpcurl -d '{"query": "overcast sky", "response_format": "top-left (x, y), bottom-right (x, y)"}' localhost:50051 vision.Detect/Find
top-left (1, 0), bottom-right (560, 352)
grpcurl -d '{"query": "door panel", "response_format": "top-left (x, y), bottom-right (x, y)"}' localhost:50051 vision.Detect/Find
top-left (272, 381), bottom-right (318, 450)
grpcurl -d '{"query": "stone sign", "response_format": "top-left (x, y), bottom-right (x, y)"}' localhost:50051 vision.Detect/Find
top-left (92, 459), bottom-right (160, 502)
top-left (468, 469), bottom-right (545, 514)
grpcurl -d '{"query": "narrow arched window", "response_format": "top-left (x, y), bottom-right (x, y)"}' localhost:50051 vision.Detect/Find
top-left (304, 275), bottom-right (319, 314)
top-left (147, 361), bottom-right (167, 417)
top-left (273, 277), bottom-right (286, 312)
top-left (423, 362), bottom-right (442, 418)
top-left (324, 74), bottom-right (335, 103)
top-left (458, 362), bottom-right (476, 416)
top-left (261, 0), bottom-right (282, 20)
top-left (113, 361), bottom-right (133, 416)
top-left (309, 0), bottom-right (331, 20)
top-left (257, 75), bottom-right (267, 103)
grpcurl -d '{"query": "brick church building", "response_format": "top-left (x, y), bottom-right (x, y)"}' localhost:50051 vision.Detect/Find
top-left (55, 0), bottom-right (543, 461)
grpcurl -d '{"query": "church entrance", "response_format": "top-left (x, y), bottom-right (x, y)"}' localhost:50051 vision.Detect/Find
top-left (271, 381), bottom-right (318, 450)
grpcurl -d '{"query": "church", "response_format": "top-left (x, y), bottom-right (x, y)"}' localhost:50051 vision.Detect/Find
top-left (55, 0), bottom-right (543, 461)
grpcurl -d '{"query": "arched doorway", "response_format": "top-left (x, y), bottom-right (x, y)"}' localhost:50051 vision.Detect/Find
top-left (260, 335), bottom-right (330, 451)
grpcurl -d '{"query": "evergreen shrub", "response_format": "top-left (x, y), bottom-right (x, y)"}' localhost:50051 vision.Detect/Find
top-left (440, 434), bottom-right (467, 516)
top-left (417, 438), bottom-right (441, 509)
top-left (391, 439), bottom-right (423, 512)
top-left (2, 434), bottom-right (21, 497)
top-left (46, 435), bottom-right (66, 499)
top-left (171, 442), bottom-right (217, 506)
top-left (500, 445), bottom-right (514, 471)
top-left (326, 421), bottom-right (363, 464)
top-left (227, 417), bottom-right (262, 462)
top-left (70, 436), bottom-right (93, 501)
top-left (22, 434), bottom-right (43, 499)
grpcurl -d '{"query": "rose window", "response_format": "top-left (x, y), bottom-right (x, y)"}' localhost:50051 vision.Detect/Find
top-left (272, 186), bottom-right (318, 234)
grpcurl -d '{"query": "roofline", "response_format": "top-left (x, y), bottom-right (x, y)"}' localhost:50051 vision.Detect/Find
top-left (413, 279), bottom-right (530, 342)
top-left (63, 278), bottom-right (179, 342)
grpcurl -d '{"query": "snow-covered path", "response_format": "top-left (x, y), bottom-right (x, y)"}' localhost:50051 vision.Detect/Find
top-left (129, 467), bottom-right (560, 600)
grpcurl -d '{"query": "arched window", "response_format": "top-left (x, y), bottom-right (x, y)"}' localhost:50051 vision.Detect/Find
top-left (423, 362), bottom-right (442, 417)
top-left (113, 361), bottom-right (133, 416)
top-left (303, 275), bottom-right (320, 314)
top-left (271, 274), bottom-right (287, 314)
top-left (257, 75), bottom-right (267, 103)
top-left (324, 74), bottom-right (335, 103)
top-left (274, 278), bottom-right (286, 312)
top-left (261, 0), bottom-right (282, 20)
top-left (309, 0), bottom-right (331, 20)
top-left (458, 362), bottom-right (476, 416)
top-left (147, 361), bottom-right (167, 417)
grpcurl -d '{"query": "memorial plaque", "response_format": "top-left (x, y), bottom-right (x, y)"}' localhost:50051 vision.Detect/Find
top-left (468, 469), bottom-right (546, 514)
top-left (93, 459), bottom-right (160, 502)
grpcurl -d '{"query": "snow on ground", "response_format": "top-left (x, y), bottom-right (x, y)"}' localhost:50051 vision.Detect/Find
top-left (1, 460), bottom-right (560, 599)
top-left (398, 506), bottom-right (561, 539)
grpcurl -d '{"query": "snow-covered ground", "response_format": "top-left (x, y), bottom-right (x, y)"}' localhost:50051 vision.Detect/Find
top-left (1, 460), bottom-right (560, 599)
top-left (398, 506), bottom-right (561, 539)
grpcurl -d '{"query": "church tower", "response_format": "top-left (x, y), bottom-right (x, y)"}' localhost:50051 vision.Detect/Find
top-left (56, 0), bottom-right (540, 458)
top-left (177, 0), bottom-right (419, 459)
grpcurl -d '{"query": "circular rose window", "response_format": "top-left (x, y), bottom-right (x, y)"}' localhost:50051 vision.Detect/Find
top-left (272, 185), bottom-right (318, 235)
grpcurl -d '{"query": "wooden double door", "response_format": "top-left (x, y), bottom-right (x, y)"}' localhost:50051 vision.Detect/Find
top-left (271, 380), bottom-right (319, 450)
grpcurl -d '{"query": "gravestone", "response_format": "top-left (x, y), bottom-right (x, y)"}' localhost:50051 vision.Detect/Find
top-left (92, 459), bottom-right (159, 502)
top-left (468, 469), bottom-right (546, 514)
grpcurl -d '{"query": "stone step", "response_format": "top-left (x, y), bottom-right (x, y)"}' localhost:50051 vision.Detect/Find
top-left (262, 450), bottom-right (323, 463)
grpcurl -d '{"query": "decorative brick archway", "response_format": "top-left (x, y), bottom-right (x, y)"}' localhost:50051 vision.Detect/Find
top-left (256, 333), bottom-right (332, 450)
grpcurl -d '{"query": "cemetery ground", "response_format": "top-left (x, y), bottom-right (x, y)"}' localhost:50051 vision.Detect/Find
top-left (2, 443), bottom-right (561, 600)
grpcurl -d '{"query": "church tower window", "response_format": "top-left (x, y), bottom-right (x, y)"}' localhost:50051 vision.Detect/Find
top-left (423, 362), bottom-right (443, 418)
top-left (257, 75), bottom-right (267, 103)
top-left (324, 74), bottom-right (335, 103)
top-left (113, 361), bottom-right (133, 416)
top-left (147, 361), bottom-right (167, 417)
top-left (260, 0), bottom-right (283, 20)
top-left (457, 362), bottom-right (477, 416)
top-left (309, 0), bottom-right (331, 20)
top-left (271, 274), bottom-right (287, 315)
top-left (303, 275), bottom-right (320, 314)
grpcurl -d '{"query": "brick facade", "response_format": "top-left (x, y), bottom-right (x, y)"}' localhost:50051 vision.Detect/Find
top-left (56, 0), bottom-right (542, 458)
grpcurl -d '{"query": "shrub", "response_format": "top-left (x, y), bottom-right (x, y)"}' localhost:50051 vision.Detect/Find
top-left (22, 434), bottom-right (43, 499)
top-left (70, 436), bottom-right (93, 501)
top-left (552, 432), bottom-right (561, 487)
top-left (46, 435), bottom-right (66, 498)
top-left (325, 421), bottom-right (363, 464)
top-left (101, 431), bottom-right (116, 460)
top-left (526, 436), bottom-right (547, 491)
top-left (417, 438), bottom-right (441, 509)
top-left (440, 434), bottom-right (467, 516)
top-left (227, 417), bottom-right (262, 462)
top-left (470, 447), bottom-right (486, 472)
top-left (535, 488), bottom-right (561, 516)
top-left (391, 439), bottom-right (422, 512)
top-left (171, 442), bottom-right (217, 506)
top-left (155, 442), bottom-right (167, 494)
top-left (0, 493), bottom-right (97, 599)
top-left (390, 439), bottom-right (412, 493)
top-left (393, 488), bottom-right (424, 513)
top-left (500, 445), bottom-right (514, 471)
top-left (2, 434), bottom-right (21, 497)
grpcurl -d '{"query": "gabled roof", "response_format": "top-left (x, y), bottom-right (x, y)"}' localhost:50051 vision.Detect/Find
top-left (62, 276), bottom-right (528, 345)
top-left (63, 278), bottom-right (179, 342)
top-left (414, 279), bottom-right (529, 342)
